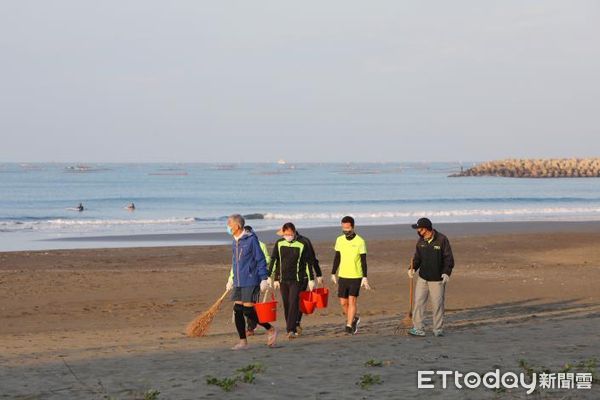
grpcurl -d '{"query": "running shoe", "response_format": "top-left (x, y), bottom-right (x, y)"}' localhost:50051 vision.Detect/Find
top-left (352, 316), bottom-right (361, 334)
top-left (408, 327), bottom-right (426, 337)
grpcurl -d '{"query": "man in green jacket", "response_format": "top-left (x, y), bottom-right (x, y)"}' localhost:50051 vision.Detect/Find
top-left (294, 230), bottom-right (323, 335)
top-left (269, 222), bottom-right (317, 339)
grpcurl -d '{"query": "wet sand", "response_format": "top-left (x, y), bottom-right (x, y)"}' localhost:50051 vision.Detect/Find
top-left (1, 222), bottom-right (599, 398)
top-left (41, 220), bottom-right (600, 245)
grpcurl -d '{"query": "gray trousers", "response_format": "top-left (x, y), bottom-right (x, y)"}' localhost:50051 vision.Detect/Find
top-left (413, 276), bottom-right (446, 332)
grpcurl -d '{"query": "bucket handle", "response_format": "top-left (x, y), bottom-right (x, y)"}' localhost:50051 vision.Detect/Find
top-left (262, 288), bottom-right (275, 303)
top-left (314, 278), bottom-right (328, 291)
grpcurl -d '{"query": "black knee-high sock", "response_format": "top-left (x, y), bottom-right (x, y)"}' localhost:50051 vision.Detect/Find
top-left (234, 304), bottom-right (247, 339)
top-left (243, 306), bottom-right (272, 331)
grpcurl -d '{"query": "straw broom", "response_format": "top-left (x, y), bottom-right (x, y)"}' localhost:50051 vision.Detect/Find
top-left (186, 289), bottom-right (230, 337)
top-left (395, 258), bottom-right (415, 334)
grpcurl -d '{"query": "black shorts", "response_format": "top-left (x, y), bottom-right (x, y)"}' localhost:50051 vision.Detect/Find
top-left (338, 277), bottom-right (362, 298)
top-left (230, 285), bottom-right (260, 303)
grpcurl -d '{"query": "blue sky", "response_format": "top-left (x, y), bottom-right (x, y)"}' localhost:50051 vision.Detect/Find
top-left (1, 1), bottom-right (598, 162)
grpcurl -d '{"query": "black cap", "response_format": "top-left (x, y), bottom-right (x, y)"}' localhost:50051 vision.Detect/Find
top-left (411, 218), bottom-right (432, 230)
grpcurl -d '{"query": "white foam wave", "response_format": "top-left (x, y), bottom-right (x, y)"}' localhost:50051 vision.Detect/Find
top-left (263, 207), bottom-right (600, 220)
top-left (44, 217), bottom-right (196, 226)
top-left (0, 217), bottom-right (197, 232)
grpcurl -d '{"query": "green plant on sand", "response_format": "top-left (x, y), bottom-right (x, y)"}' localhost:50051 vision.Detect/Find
top-left (356, 373), bottom-right (383, 389)
top-left (206, 363), bottom-right (266, 392)
top-left (143, 389), bottom-right (161, 400)
top-left (364, 359), bottom-right (384, 367)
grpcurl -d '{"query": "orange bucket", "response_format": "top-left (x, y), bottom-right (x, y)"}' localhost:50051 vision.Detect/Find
top-left (299, 291), bottom-right (317, 314)
top-left (312, 287), bottom-right (329, 309)
top-left (254, 292), bottom-right (277, 323)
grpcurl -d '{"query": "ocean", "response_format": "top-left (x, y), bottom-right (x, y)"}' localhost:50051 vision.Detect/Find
top-left (1, 162), bottom-right (599, 251)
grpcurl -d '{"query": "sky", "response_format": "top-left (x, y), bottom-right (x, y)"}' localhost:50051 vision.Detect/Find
top-left (1, 1), bottom-right (599, 163)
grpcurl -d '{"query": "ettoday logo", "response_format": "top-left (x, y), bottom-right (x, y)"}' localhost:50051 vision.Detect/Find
top-left (416, 369), bottom-right (594, 394)
top-left (418, 369), bottom-right (537, 394)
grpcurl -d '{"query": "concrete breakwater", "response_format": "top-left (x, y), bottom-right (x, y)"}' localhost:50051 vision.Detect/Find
top-left (450, 158), bottom-right (600, 178)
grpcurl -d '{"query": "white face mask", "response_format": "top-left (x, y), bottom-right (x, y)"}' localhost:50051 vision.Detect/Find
top-left (283, 235), bottom-right (294, 242)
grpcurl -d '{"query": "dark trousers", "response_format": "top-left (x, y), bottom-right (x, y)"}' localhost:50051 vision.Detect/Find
top-left (296, 279), bottom-right (308, 326)
top-left (280, 281), bottom-right (301, 333)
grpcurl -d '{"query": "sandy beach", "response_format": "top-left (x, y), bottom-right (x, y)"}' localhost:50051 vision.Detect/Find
top-left (4, 0), bottom-right (599, 398)
top-left (1, 222), bottom-right (599, 399)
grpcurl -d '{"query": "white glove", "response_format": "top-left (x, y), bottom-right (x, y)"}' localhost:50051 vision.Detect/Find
top-left (273, 281), bottom-right (280, 290)
top-left (407, 269), bottom-right (415, 279)
top-left (331, 274), bottom-right (338, 285)
top-left (308, 280), bottom-right (315, 291)
top-left (316, 276), bottom-right (324, 286)
top-left (442, 274), bottom-right (450, 284)
top-left (260, 279), bottom-right (269, 292)
top-left (267, 277), bottom-right (273, 288)
top-left (361, 277), bottom-right (371, 290)
top-left (226, 278), bottom-right (234, 291)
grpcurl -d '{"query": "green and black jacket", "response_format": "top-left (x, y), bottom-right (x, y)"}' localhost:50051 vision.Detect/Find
top-left (269, 236), bottom-right (317, 283)
top-left (296, 231), bottom-right (322, 279)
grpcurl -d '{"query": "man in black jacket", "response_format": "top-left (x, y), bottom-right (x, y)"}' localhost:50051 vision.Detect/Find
top-left (294, 230), bottom-right (323, 335)
top-left (269, 222), bottom-right (318, 339)
top-left (407, 218), bottom-right (454, 337)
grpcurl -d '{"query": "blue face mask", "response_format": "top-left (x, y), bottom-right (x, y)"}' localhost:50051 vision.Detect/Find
top-left (226, 226), bottom-right (233, 235)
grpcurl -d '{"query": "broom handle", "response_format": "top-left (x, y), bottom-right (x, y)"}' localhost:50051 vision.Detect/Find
top-left (219, 290), bottom-right (230, 302)
top-left (409, 257), bottom-right (414, 313)
top-left (409, 276), bottom-right (414, 312)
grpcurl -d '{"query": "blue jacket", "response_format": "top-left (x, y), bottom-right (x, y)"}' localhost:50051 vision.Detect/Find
top-left (231, 230), bottom-right (268, 287)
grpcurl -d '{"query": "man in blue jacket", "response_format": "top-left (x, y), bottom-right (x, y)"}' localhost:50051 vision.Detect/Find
top-left (225, 214), bottom-right (277, 350)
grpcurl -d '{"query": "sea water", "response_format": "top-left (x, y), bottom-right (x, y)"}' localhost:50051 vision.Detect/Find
top-left (1, 162), bottom-right (599, 251)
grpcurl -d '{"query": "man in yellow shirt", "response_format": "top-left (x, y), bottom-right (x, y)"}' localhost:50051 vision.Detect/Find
top-left (330, 216), bottom-right (371, 334)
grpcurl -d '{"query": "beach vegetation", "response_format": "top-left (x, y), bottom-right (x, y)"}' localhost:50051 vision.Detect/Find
top-left (143, 389), bottom-right (161, 400)
top-left (206, 363), bottom-right (266, 391)
top-left (356, 373), bottom-right (382, 389)
top-left (364, 359), bottom-right (384, 367)
top-left (206, 375), bottom-right (239, 392)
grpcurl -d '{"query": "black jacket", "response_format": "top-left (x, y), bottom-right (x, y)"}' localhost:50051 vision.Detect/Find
top-left (412, 230), bottom-right (454, 281)
top-left (296, 232), bottom-right (322, 279)
top-left (269, 235), bottom-right (317, 282)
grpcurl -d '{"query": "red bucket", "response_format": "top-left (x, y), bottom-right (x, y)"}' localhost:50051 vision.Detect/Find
top-left (312, 287), bottom-right (329, 309)
top-left (254, 292), bottom-right (277, 323)
top-left (299, 291), bottom-right (317, 314)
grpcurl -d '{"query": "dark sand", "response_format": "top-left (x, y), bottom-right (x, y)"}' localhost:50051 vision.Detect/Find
top-left (43, 220), bottom-right (600, 244)
top-left (1, 222), bottom-right (599, 398)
